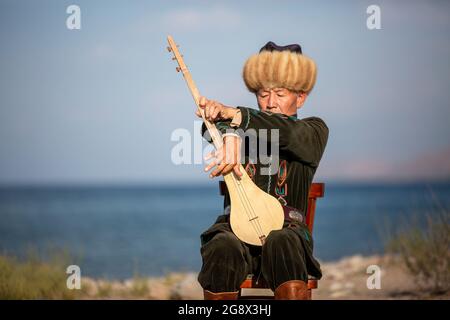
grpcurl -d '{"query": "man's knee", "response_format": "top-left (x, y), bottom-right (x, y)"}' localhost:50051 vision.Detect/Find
top-left (204, 231), bottom-right (244, 256)
top-left (264, 227), bottom-right (299, 248)
top-left (198, 231), bottom-right (248, 292)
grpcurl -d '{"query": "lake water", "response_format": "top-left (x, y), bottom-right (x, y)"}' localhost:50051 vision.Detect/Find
top-left (0, 181), bottom-right (449, 279)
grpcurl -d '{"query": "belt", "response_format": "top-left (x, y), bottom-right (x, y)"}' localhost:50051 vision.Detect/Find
top-left (282, 205), bottom-right (305, 224)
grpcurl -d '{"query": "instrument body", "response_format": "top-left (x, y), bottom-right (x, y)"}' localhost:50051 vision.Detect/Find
top-left (224, 171), bottom-right (285, 246)
top-left (167, 35), bottom-right (284, 245)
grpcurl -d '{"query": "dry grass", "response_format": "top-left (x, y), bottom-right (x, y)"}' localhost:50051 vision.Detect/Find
top-left (0, 252), bottom-right (201, 299)
top-left (386, 209), bottom-right (450, 295)
top-left (0, 250), bottom-right (82, 299)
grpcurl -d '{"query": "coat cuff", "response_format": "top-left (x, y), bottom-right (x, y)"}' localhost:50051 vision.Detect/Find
top-left (236, 106), bottom-right (252, 131)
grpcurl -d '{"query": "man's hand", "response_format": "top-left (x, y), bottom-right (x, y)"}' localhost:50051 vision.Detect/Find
top-left (196, 96), bottom-right (237, 122)
top-left (204, 134), bottom-right (242, 178)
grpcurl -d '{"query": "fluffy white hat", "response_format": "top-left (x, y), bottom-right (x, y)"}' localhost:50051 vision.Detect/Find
top-left (242, 41), bottom-right (317, 94)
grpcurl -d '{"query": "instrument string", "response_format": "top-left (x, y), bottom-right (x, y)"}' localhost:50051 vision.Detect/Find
top-left (229, 172), bottom-right (266, 243)
top-left (209, 127), bottom-right (267, 244)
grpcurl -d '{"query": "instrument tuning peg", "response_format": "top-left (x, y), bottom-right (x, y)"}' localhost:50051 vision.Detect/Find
top-left (172, 57), bottom-right (176, 60)
top-left (176, 67), bottom-right (181, 72)
top-left (167, 46), bottom-right (172, 52)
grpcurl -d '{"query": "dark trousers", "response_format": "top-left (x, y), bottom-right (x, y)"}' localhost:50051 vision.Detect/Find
top-left (197, 214), bottom-right (321, 293)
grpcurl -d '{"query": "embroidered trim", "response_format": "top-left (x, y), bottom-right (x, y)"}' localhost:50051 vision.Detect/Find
top-left (243, 108), bottom-right (250, 130)
top-left (276, 159), bottom-right (287, 187)
top-left (245, 163), bottom-right (256, 181)
top-left (266, 158), bottom-right (272, 194)
top-left (230, 110), bottom-right (242, 128)
top-left (222, 132), bottom-right (240, 139)
top-left (275, 160), bottom-right (288, 206)
top-left (304, 229), bottom-right (310, 242)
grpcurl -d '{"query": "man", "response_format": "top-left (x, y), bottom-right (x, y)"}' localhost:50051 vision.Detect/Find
top-left (196, 41), bottom-right (329, 300)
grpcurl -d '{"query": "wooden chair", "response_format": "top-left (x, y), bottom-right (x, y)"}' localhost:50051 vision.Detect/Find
top-left (219, 181), bottom-right (325, 300)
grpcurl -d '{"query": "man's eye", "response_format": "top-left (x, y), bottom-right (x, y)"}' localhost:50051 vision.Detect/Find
top-left (260, 95), bottom-right (269, 98)
top-left (277, 94), bottom-right (285, 97)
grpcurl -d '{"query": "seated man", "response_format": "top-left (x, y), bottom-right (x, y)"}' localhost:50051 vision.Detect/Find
top-left (196, 41), bottom-right (329, 300)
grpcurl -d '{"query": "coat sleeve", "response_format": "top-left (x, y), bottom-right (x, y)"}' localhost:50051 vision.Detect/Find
top-left (236, 106), bottom-right (329, 167)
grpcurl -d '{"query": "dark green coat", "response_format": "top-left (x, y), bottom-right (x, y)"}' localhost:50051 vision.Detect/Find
top-left (201, 106), bottom-right (329, 281)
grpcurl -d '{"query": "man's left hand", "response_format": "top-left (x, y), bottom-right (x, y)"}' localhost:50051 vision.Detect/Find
top-left (196, 96), bottom-right (236, 122)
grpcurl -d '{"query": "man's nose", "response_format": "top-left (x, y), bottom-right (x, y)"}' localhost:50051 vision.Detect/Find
top-left (267, 92), bottom-right (276, 109)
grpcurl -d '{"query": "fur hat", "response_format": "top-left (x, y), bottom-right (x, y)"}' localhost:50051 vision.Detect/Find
top-left (242, 41), bottom-right (317, 94)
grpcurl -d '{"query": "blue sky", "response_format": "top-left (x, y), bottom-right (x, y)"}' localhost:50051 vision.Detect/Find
top-left (0, 0), bottom-right (449, 185)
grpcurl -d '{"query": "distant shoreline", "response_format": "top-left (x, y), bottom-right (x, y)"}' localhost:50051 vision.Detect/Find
top-left (1, 179), bottom-right (450, 190)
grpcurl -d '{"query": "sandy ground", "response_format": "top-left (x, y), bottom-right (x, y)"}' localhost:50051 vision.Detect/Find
top-left (80, 254), bottom-right (449, 300)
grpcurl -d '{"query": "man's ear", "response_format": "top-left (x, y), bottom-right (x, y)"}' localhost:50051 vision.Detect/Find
top-left (296, 91), bottom-right (307, 109)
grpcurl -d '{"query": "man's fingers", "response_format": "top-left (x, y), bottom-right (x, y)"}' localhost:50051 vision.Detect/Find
top-left (221, 164), bottom-right (235, 176)
top-left (213, 149), bottom-right (223, 161)
top-left (205, 150), bottom-right (222, 161)
top-left (198, 97), bottom-right (225, 122)
top-left (203, 134), bottom-right (241, 179)
top-left (207, 105), bottom-right (218, 121)
top-left (206, 101), bottom-right (223, 121)
top-left (205, 103), bottom-right (214, 119)
top-left (205, 104), bottom-right (211, 120)
top-left (199, 96), bottom-right (207, 108)
top-left (204, 160), bottom-right (217, 172)
top-left (233, 165), bottom-right (242, 177)
top-left (204, 151), bottom-right (214, 161)
top-left (211, 107), bottom-right (221, 121)
top-left (210, 163), bottom-right (227, 178)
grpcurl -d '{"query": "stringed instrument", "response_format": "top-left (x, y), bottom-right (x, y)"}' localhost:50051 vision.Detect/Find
top-left (167, 35), bottom-right (284, 246)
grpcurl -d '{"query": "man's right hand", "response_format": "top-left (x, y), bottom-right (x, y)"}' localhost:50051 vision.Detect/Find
top-left (204, 134), bottom-right (242, 178)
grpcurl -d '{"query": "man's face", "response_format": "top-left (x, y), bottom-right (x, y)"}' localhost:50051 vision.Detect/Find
top-left (256, 88), bottom-right (307, 116)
